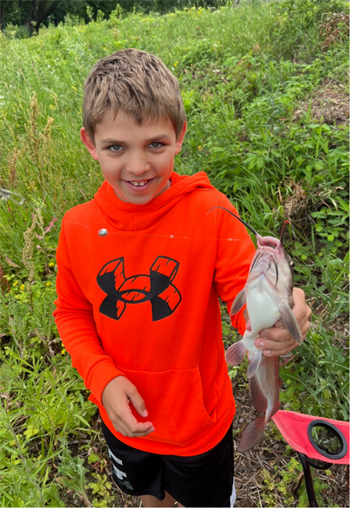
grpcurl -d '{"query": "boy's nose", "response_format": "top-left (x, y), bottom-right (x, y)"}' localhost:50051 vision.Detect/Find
top-left (125, 153), bottom-right (151, 175)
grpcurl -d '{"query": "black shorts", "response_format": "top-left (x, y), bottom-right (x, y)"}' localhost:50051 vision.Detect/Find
top-left (101, 420), bottom-right (235, 507)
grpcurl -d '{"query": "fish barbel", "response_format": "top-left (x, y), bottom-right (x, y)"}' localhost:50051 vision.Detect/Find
top-left (209, 207), bottom-right (303, 451)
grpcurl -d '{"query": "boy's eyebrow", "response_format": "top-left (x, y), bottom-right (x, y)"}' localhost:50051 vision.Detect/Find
top-left (99, 134), bottom-right (171, 145)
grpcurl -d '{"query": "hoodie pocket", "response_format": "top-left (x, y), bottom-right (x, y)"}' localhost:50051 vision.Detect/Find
top-left (119, 366), bottom-right (218, 447)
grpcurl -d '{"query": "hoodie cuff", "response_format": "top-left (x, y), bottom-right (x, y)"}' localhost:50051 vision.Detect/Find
top-left (88, 361), bottom-right (124, 406)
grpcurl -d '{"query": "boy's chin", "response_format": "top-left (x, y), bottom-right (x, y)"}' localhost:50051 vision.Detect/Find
top-left (113, 189), bottom-right (158, 205)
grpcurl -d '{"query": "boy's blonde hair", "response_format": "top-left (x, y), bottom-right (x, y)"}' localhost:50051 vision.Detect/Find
top-left (83, 48), bottom-right (186, 142)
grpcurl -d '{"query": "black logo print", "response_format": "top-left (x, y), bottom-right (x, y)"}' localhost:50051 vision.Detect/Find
top-left (97, 256), bottom-right (182, 322)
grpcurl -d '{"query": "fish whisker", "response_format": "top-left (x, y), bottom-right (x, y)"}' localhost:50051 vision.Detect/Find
top-left (207, 206), bottom-right (259, 237)
top-left (272, 257), bottom-right (279, 287)
top-left (250, 251), bottom-right (261, 273)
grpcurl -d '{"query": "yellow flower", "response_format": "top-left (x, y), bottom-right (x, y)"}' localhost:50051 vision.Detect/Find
top-left (174, 61), bottom-right (178, 67)
top-left (20, 284), bottom-right (25, 290)
top-left (49, 262), bottom-right (55, 267)
top-left (61, 348), bottom-right (66, 355)
top-left (46, 281), bottom-right (51, 286)
top-left (13, 281), bottom-right (19, 286)
top-left (198, 145), bottom-right (203, 151)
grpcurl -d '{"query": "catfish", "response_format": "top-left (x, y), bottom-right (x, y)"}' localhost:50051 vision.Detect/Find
top-left (210, 207), bottom-right (302, 451)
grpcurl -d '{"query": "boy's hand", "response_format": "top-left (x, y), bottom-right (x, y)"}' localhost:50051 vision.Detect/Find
top-left (250, 288), bottom-right (311, 357)
top-left (102, 376), bottom-right (155, 438)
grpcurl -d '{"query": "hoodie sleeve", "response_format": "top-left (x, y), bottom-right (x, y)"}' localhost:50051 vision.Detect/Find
top-left (53, 219), bottom-right (124, 406)
top-left (213, 194), bottom-right (255, 335)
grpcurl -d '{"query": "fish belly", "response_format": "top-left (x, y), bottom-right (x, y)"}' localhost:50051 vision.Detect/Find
top-left (247, 278), bottom-right (281, 338)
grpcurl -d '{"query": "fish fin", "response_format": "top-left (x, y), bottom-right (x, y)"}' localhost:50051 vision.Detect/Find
top-left (247, 349), bottom-right (262, 379)
top-left (237, 416), bottom-right (266, 452)
top-left (230, 289), bottom-right (246, 315)
top-left (279, 304), bottom-right (303, 345)
top-left (249, 373), bottom-right (268, 413)
top-left (226, 340), bottom-right (247, 365)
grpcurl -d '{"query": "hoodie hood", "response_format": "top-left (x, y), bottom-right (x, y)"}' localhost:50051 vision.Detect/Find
top-left (94, 171), bottom-right (215, 231)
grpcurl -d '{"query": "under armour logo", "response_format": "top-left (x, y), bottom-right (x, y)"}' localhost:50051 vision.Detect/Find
top-left (97, 256), bottom-right (182, 322)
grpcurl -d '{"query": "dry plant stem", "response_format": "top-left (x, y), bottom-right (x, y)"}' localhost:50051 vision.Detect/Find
top-left (22, 213), bottom-right (37, 284)
top-left (8, 147), bottom-right (19, 187)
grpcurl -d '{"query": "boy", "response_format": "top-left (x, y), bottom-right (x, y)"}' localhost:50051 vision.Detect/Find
top-left (54, 49), bottom-right (311, 507)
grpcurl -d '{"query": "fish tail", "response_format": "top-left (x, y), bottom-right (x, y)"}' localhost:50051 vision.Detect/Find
top-left (226, 339), bottom-right (247, 365)
top-left (237, 415), bottom-right (267, 452)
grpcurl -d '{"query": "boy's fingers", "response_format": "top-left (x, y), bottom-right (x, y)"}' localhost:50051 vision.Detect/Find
top-left (126, 384), bottom-right (149, 418)
top-left (115, 407), bottom-right (155, 437)
top-left (103, 376), bottom-right (154, 437)
top-left (288, 287), bottom-right (312, 335)
top-left (255, 334), bottom-right (296, 354)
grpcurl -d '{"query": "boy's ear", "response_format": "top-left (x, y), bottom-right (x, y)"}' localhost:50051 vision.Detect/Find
top-left (175, 121), bottom-right (187, 154)
top-left (80, 127), bottom-right (99, 161)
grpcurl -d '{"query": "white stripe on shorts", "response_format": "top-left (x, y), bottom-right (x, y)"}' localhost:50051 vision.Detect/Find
top-left (230, 477), bottom-right (236, 507)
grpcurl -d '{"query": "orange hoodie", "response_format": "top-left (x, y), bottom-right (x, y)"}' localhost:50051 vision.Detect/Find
top-left (54, 171), bottom-right (255, 456)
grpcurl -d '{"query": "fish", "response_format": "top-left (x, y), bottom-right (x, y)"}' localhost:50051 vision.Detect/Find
top-left (209, 206), bottom-right (303, 451)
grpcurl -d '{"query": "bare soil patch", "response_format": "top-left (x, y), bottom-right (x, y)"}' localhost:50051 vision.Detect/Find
top-left (294, 80), bottom-right (349, 125)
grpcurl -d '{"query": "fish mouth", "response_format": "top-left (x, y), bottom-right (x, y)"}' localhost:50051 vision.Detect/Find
top-left (249, 251), bottom-right (279, 286)
top-left (257, 236), bottom-right (280, 250)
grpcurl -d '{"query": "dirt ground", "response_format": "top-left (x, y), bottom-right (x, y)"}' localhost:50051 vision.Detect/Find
top-left (293, 79), bottom-right (349, 126)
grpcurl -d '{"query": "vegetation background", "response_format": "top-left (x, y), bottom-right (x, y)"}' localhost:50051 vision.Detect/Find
top-left (2, 0), bottom-right (220, 36)
top-left (0, 0), bottom-right (348, 506)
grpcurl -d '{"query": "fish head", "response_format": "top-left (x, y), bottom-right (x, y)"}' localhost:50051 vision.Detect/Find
top-left (250, 234), bottom-right (294, 297)
top-left (206, 208), bottom-right (295, 299)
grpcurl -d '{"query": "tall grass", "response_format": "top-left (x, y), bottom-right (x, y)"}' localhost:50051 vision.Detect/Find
top-left (0, 1), bottom-right (348, 506)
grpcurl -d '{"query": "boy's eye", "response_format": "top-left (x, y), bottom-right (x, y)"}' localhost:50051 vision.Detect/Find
top-left (149, 142), bottom-right (164, 149)
top-left (108, 145), bottom-right (123, 152)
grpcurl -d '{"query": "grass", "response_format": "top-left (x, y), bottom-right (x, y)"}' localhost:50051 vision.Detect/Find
top-left (0, 0), bottom-right (349, 506)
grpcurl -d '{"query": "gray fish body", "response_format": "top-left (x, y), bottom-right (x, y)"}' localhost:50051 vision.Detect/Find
top-left (226, 232), bottom-right (302, 451)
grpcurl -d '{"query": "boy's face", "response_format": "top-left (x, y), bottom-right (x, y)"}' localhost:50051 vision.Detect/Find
top-left (81, 111), bottom-right (187, 206)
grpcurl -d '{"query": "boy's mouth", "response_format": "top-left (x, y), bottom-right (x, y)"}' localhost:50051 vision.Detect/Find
top-left (124, 179), bottom-right (154, 190)
top-left (128, 180), bottom-right (150, 187)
